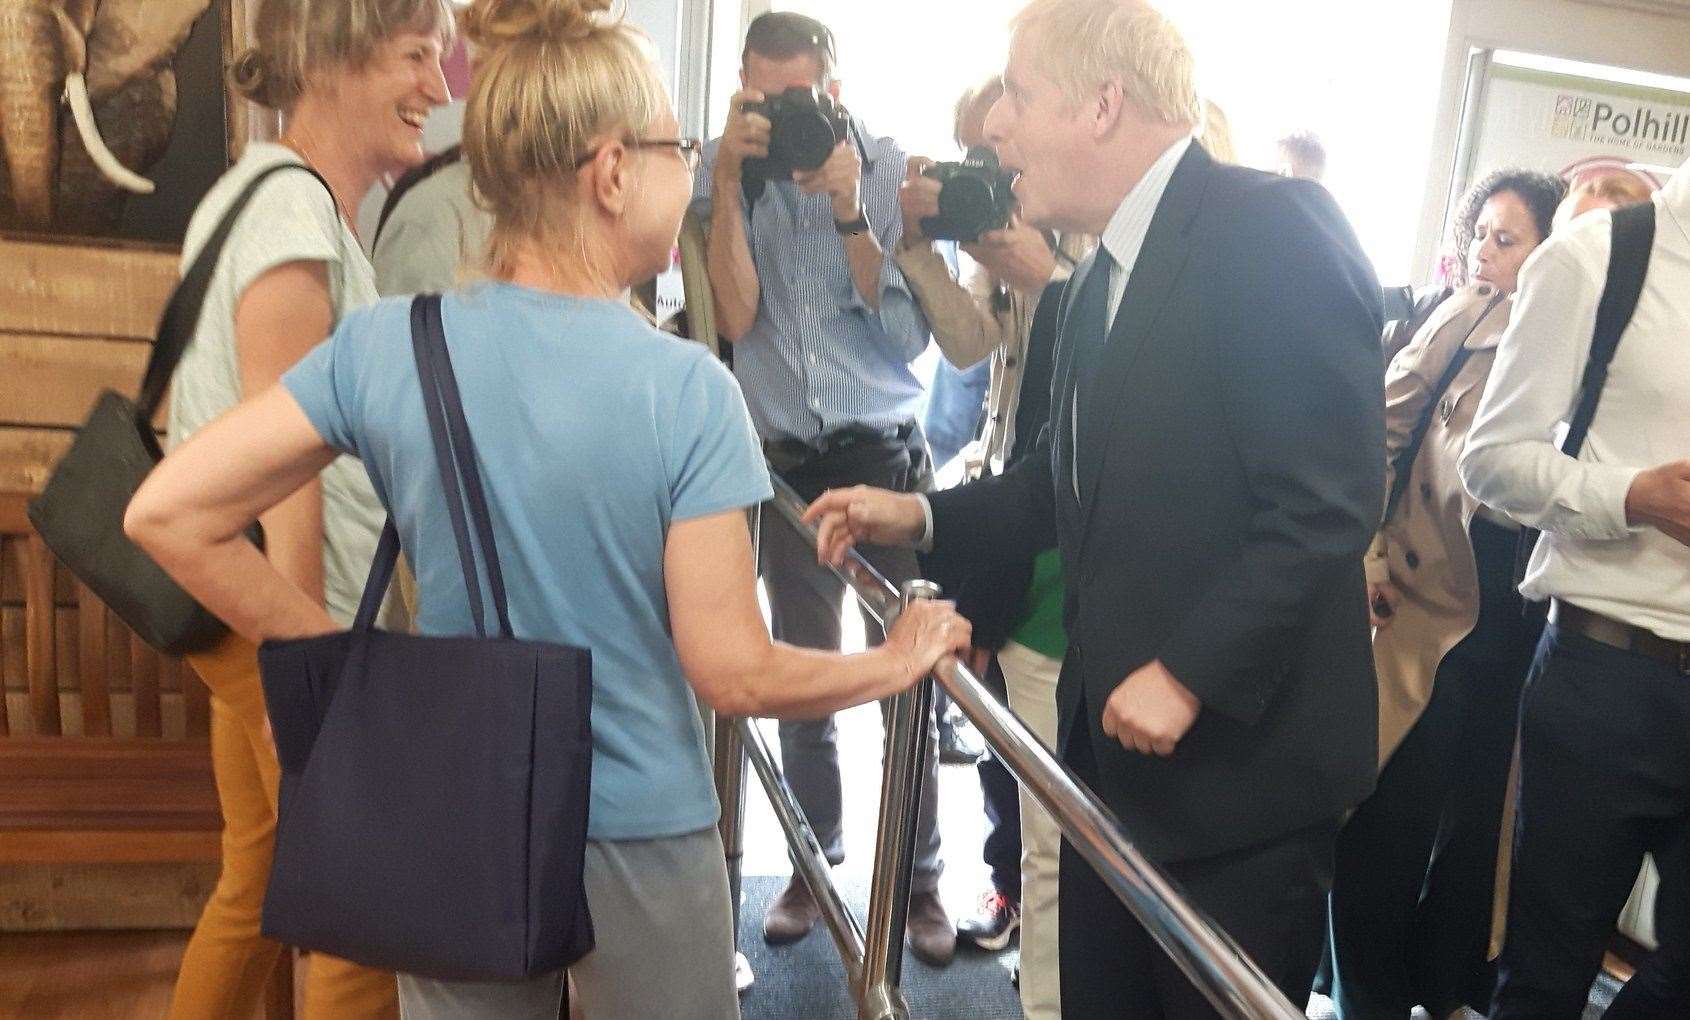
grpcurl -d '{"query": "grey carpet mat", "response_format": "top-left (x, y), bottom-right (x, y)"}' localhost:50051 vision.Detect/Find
top-left (734, 868), bottom-right (1627, 1020)
top-left (736, 874), bottom-right (1024, 1019)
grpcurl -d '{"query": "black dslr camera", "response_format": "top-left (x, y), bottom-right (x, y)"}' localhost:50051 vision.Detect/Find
top-left (920, 147), bottom-right (1017, 243)
top-left (743, 86), bottom-right (851, 182)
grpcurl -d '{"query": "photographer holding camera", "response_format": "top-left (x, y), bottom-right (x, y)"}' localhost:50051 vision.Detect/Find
top-left (897, 79), bottom-right (1090, 480)
top-left (691, 12), bottom-right (955, 965)
top-left (894, 75), bottom-right (1093, 1020)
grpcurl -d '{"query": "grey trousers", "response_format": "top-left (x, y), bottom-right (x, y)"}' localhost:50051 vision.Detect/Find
top-left (397, 827), bottom-right (739, 1019)
top-left (761, 451), bottom-right (943, 892)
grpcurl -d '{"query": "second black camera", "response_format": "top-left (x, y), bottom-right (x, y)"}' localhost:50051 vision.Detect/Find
top-left (921, 147), bottom-right (1017, 243)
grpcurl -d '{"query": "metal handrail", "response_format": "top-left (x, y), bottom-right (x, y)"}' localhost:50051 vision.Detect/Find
top-left (738, 474), bottom-right (1306, 1020)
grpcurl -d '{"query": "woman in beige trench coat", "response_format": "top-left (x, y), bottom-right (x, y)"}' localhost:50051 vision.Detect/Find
top-left (1327, 168), bottom-right (1568, 1020)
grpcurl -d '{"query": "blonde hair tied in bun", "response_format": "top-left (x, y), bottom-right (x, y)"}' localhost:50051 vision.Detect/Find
top-left (461, 0), bottom-right (666, 277)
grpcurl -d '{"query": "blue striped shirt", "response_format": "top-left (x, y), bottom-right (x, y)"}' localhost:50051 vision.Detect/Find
top-left (691, 122), bottom-right (930, 444)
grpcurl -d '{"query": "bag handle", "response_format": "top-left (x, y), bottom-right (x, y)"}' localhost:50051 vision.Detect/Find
top-left (372, 144), bottom-right (462, 249)
top-left (137, 162), bottom-right (333, 421)
top-left (1515, 200), bottom-right (1657, 591)
top-left (418, 294), bottom-right (515, 637)
top-left (408, 294), bottom-right (515, 639)
top-left (347, 295), bottom-right (517, 638)
top-left (352, 520), bottom-right (403, 632)
top-left (1382, 288), bottom-right (1506, 522)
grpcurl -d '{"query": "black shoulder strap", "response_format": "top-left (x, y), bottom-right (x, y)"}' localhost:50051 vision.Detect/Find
top-left (407, 294), bottom-right (515, 639)
top-left (1562, 202), bottom-right (1656, 459)
top-left (372, 145), bottom-right (463, 249)
top-left (1515, 201), bottom-right (1657, 591)
top-left (1384, 290), bottom-right (1506, 521)
top-left (137, 162), bottom-right (333, 420)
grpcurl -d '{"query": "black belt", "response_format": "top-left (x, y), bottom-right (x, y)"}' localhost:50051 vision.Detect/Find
top-left (1551, 600), bottom-right (1690, 676)
top-left (763, 422), bottom-right (916, 469)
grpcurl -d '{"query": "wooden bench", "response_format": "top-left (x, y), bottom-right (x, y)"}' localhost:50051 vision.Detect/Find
top-left (0, 493), bottom-right (220, 868)
top-left (0, 234), bottom-right (298, 1013)
top-left (0, 236), bottom-right (223, 876)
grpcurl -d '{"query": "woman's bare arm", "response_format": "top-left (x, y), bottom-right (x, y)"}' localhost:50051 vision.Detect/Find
top-left (234, 260), bottom-right (336, 607)
top-left (127, 386), bottom-right (340, 643)
top-left (665, 509), bottom-right (969, 719)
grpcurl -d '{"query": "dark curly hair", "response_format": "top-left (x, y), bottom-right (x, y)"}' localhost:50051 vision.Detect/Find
top-left (1448, 168), bottom-right (1567, 286)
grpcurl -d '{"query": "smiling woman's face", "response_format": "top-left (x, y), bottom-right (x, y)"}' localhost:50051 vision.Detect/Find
top-left (326, 30), bottom-right (451, 179)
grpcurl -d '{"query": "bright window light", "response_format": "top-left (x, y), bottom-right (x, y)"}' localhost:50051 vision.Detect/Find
top-left (773, 0), bottom-right (1455, 283)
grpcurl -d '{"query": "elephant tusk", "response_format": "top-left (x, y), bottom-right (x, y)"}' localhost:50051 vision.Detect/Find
top-left (63, 71), bottom-right (155, 195)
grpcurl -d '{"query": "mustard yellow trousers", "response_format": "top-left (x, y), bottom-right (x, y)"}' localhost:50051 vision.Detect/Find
top-left (169, 635), bottom-right (397, 1019)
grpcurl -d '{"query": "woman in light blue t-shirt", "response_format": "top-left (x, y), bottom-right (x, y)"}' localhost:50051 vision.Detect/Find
top-left (127, 1), bottom-right (970, 1017)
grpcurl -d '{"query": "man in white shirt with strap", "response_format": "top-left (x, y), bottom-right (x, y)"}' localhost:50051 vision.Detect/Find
top-left (1461, 155), bottom-right (1690, 1018)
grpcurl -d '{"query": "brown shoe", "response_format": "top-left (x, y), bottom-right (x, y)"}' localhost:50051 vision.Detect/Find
top-left (906, 890), bottom-right (956, 967)
top-left (762, 876), bottom-right (821, 945)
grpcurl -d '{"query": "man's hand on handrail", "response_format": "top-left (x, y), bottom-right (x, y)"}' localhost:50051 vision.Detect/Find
top-left (803, 486), bottom-right (928, 567)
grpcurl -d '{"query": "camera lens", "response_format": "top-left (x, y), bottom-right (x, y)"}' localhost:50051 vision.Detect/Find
top-left (779, 115), bottom-right (839, 172)
top-left (938, 175), bottom-right (999, 228)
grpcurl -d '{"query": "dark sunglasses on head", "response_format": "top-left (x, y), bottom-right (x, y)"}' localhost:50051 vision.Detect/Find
top-left (744, 11), bottom-right (837, 67)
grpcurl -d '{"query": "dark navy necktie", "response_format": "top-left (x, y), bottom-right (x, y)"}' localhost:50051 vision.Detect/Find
top-left (1061, 248), bottom-right (1116, 499)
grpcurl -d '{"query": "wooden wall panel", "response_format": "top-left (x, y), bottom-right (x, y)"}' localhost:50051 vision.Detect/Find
top-left (1, 239), bottom-right (177, 497)
top-left (0, 431), bottom-right (74, 497)
top-left (0, 335), bottom-right (159, 430)
top-left (0, 240), bottom-right (177, 341)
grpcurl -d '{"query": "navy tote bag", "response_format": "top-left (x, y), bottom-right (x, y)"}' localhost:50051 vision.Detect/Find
top-left (258, 294), bottom-right (595, 980)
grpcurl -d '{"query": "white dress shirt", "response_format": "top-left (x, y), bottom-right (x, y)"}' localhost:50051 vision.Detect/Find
top-left (918, 136), bottom-right (1194, 544)
top-left (1460, 156), bottom-right (1690, 640)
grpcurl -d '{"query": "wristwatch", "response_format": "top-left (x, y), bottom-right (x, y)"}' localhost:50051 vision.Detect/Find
top-left (834, 209), bottom-right (871, 236)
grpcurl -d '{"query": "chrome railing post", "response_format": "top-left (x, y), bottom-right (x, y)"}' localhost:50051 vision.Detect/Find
top-left (713, 693), bottom-right (750, 989)
top-left (858, 580), bottom-right (942, 1020)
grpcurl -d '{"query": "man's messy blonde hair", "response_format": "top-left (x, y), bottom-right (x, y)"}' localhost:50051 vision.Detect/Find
top-left (1011, 0), bottom-right (1200, 129)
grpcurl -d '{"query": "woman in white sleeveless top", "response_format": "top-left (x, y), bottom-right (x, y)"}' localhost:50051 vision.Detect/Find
top-left (161, 2), bottom-right (453, 1016)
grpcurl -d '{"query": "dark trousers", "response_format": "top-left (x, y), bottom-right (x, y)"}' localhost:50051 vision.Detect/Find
top-left (1329, 518), bottom-right (1542, 1018)
top-left (761, 430), bottom-right (944, 890)
top-left (1492, 623), bottom-right (1690, 1019)
top-left (978, 655), bottom-right (1023, 902)
top-left (1057, 706), bottom-right (1336, 1017)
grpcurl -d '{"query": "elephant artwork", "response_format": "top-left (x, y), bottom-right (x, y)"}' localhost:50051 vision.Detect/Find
top-left (0, 0), bottom-right (216, 236)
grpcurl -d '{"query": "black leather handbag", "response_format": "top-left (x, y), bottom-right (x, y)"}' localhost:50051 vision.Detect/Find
top-left (26, 163), bottom-right (329, 655)
top-left (259, 294), bottom-right (595, 980)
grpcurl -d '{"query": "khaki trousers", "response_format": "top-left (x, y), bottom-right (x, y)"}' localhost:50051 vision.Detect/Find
top-left (998, 639), bottom-right (1063, 1020)
top-left (169, 634), bottom-right (397, 1019)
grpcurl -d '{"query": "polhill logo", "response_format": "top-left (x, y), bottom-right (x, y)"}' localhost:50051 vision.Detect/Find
top-left (1553, 93), bottom-right (1690, 153)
